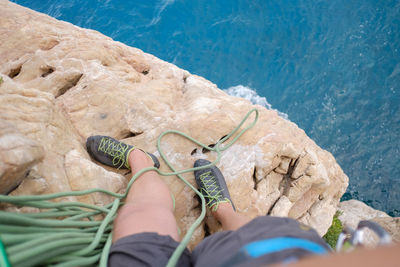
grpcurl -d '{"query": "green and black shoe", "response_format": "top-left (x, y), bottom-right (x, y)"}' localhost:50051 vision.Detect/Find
top-left (86, 135), bottom-right (160, 169)
top-left (194, 159), bottom-right (235, 212)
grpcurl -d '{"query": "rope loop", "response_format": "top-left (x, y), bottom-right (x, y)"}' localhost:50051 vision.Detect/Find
top-left (0, 108), bottom-right (259, 267)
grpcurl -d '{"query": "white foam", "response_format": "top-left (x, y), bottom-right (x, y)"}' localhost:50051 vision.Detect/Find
top-left (224, 85), bottom-right (288, 119)
top-left (148, 0), bottom-right (175, 27)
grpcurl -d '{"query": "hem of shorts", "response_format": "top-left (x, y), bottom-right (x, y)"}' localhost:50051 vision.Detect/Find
top-left (111, 232), bottom-right (191, 255)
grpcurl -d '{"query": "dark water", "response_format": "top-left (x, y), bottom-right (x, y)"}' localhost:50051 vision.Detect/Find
top-left (12, 0), bottom-right (400, 216)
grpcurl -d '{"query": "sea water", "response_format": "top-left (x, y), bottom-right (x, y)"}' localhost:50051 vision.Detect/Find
top-left (11, 0), bottom-right (400, 216)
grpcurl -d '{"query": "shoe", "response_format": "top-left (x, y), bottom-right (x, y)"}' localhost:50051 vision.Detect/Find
top-left (194, 159), bottom-right (235, 212)
top-left (86, 135), bottom-right (160, 169)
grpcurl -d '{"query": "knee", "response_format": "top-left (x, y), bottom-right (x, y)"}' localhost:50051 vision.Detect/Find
top-left (116, 202), bottom-right (173, 222)
top-left (116, 203), bottom-right (146, 220)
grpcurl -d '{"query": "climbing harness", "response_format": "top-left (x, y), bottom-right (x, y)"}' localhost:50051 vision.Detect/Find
top-left (0, 108), bottom-right (259, 267)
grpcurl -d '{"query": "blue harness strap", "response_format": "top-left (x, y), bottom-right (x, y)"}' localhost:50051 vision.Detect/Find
top-left (243, 237), bottom-right (328, 257)
top-left (220, 237), bottom-right (328, 267)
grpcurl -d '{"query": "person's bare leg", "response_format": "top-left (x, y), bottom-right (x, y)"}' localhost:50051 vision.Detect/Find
top-left (211, 202), bottom-right (251, 231)
top-left (112, 149), bottom-right (179, 242)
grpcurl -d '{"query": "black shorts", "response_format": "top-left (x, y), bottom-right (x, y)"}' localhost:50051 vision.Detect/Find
top-left (108, 216), bottom-right (330, 267)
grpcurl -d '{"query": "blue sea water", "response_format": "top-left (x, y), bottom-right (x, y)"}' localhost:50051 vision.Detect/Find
top-left (11, 0), bottom-right (400, 216)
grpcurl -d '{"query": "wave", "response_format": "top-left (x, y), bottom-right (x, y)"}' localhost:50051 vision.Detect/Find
top-left (147, 0), bottom-right (175, 27)
top-left (224, 85), bottom-right (288, 119)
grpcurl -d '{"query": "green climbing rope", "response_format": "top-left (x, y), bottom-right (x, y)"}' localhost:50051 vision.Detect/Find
top-left (0, 108), bottom-right (259, 267)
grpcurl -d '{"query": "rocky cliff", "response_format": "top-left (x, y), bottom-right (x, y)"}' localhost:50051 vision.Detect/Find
top-left (0, 0), bottom-right (348, 247)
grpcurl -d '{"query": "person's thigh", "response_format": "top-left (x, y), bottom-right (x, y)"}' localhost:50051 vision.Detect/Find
top-left (108, 232), bottom-right (192, 267)
top-left (112, 203), bottom-right (179, 242)
top-left (192, 216), bottom-right (330, 267)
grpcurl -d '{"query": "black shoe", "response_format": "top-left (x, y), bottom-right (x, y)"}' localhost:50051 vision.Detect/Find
top-left (86, 135), bottom-right (160, 169)
top-left (194, 159), bottom-right (235, 211)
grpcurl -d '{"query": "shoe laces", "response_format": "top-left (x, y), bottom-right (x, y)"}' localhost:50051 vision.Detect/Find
top-left (199, 171), bottom-right (224, 207)
top-left (98, 137), bottom-right (129, 169)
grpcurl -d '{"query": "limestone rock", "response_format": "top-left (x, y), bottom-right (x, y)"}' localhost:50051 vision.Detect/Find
top-left (0, 119), bottom-right (44, 194)
top-left (64, 150), bottom-right (127, 206)
top-left (0, 0), bottom-right (349, 247)
top-left (338, 200), bottom-right (400, 246)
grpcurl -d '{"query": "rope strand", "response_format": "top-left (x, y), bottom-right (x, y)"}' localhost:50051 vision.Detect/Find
top-left (0, 108), bottom-right (259, 267)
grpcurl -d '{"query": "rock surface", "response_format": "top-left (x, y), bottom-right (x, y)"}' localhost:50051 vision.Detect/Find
top-left (0, 0), bottom-right (349, 247)
top-left (338, 200), bottom-right (400, 245)
top-left (372, 217), bottom-right (400, 244)
top-left (0, 119), bottom-right (44, 194)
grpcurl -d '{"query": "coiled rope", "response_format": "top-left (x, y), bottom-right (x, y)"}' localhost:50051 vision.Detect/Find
top-left (0, 108), bottom-right (259, 267)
